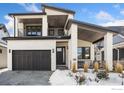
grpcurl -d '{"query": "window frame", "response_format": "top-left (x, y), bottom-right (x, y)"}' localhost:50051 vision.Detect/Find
top-left (48, 28), bottom-right (55, 36)
top-left (78, 47), bottom-right (90, 59)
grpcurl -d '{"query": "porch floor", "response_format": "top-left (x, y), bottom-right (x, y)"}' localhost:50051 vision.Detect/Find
top-left (56, 65), bottom-right (68, 70)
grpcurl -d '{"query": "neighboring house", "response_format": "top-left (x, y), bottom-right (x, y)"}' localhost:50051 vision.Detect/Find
top-left (0, 24), bottom-right (9, 69)
top-left (3, 4), bottom-right (119, 71)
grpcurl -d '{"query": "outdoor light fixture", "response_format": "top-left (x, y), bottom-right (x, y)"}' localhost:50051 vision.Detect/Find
top-left (52, 49), bottom-right (54, 53)
top-left (9, 49), bottom-right (11, 53)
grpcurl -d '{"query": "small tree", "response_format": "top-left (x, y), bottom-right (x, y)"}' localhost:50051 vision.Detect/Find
top-left (83, 63), bottom-right (88, 72)
top-left (94, 62), bottom-right (99, 72)
top-left (72, 63), bottom-right (77, 73)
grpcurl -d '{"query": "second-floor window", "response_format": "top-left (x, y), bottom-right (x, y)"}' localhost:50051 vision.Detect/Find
top-left (48, 28), bottom-right (64, 36)
top-left (26, 25), bottom-right (42, 36)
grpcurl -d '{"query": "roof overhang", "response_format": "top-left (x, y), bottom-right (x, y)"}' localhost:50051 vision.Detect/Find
top-left (48, 15), bottom-right (68, 28)
top-left (67, 19), bottom-right (119, 43)
top-left (42, 4), bottom-right (75, 14)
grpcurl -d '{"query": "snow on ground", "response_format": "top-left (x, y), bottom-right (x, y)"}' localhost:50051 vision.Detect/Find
top-left (49, 70), bottom-right (77, 85)
top-left (0, 68), bottom-right (8, 74)
top-left (49, 69), bottom-right (123, 85)
top-left (84, 73), bottom-right (122, 85)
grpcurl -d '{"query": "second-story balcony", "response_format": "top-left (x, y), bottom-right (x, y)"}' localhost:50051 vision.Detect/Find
top-left (16, 15), bottom-right (68, 37)
top-left (17, 18), bottom-right (43, 37)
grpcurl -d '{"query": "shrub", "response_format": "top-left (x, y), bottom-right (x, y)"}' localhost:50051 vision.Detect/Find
top-left (115, 63), bottom-right (123, 73)
top-left (104, 63), bottom-right (109, 73)
top-left (72, 63), bottom-right (77, 73)
top-left (79, 75), bottom-right (86, 85)
top-left (83, 63), bottom-right (88, 72)
top-left (94, 62), bottom-right (99, 72)
top-left (96, 71), bottom-right (109, 79)
top-left (75, 73), bottom-right (86, 85)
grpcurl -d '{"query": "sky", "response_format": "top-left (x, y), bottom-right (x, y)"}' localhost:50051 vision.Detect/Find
top-left (1, 3), bottom-right (124, 36)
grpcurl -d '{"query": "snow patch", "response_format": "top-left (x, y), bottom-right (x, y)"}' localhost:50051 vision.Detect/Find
top-left (49, 70), bottom-right (77, 85)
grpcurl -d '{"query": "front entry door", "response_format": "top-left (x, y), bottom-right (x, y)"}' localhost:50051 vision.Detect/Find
top-left (56, 47), bottom-right (66, 65)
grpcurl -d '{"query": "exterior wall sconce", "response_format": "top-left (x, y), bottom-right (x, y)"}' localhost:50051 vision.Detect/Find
top-left (73, 58), bottom-right (76, 61)
top-left (9, 49), bottom-right (11, 53)
top-left (52, 49), bottom-right (54, 53)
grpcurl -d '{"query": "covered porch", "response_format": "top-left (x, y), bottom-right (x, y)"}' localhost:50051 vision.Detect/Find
top-left (67, 19), bottom-right (118, 71)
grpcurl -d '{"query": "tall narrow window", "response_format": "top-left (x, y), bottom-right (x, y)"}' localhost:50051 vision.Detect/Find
top-left (58, 28), bottom-right (64, 36)
top-left (0, 49), bottom-right (2, 54)
top-left (48, 29), bottom-right (54, 36)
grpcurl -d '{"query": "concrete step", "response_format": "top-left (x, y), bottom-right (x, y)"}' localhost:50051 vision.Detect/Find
top-left (56, 65), bottom-right (68, 70)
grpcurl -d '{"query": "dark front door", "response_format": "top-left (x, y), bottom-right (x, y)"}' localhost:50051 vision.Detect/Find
top-left (12, 50), bottom-right (51, 71)
top-left (56, 47), bottom-right (66, 65)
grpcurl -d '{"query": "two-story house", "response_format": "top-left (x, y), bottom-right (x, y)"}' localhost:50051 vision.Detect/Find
top-left (3, 4), bottom-right (119, 71)
top-left (0, 24), bottom-right (9, 68)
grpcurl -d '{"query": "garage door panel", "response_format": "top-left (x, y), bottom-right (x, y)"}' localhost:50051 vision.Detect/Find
top-left (12, 50), bottom-right (51, 71)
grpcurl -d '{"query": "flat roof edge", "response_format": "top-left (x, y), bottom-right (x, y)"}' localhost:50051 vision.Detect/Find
top-left (8, 12), bottom-right (46, 17)
top-left (3, 36), bottom-right (71, 40)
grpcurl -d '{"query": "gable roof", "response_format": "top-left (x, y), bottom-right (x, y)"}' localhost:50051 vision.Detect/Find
top-left (42, 4), bottom-right (75, 14)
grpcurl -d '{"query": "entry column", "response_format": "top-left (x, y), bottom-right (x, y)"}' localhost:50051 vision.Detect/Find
top-left (68, 24), bottom-right (78, 69)
top-left (104, 32), bottom-right (113, 71)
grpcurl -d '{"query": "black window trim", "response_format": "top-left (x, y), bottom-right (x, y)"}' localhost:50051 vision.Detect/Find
top-left (78, 47), bottom-right (90, 59)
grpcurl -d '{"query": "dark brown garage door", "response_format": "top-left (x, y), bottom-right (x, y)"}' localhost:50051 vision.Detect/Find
top-left (12, 50), bottom-right (51, 71)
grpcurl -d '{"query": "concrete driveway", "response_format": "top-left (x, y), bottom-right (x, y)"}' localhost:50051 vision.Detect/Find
top-left (0, 71), bottom-right (53, 85)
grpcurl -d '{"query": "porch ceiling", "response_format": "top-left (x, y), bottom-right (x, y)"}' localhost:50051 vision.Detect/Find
top-left (48, 15), bottom-right (68, 28)
top-left (20, 18), bottom-right (42, 24)
top-left (67, 19), bottom-right (119, 43)
top-left (78, 27), bottom-right (106, 43)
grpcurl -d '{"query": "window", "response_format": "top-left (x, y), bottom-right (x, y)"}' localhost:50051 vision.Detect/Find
top-left (0, 49), bottom-right (2, 54)
top-left (26, 25), bottom-right (42, 36)
top-left (48, 29), bottom-right (54, 36)
top-left (78, 47), bottom-right (90, 59)
top-left (48, 28), bottom-right (64, 36)
top-left (58, 29), bottom-right (64, 36)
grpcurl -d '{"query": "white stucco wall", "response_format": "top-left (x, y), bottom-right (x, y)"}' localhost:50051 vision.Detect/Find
top-left (104, 32), bottom-right (113, 71)
top-left (7, 40), bottom-right (56, 71)
top-left (68, 24), bottom-right (78, 69)
top-left (78, 39), bottom-right (92, 47)
top-left (0, 46), bottom-right (7, 68)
